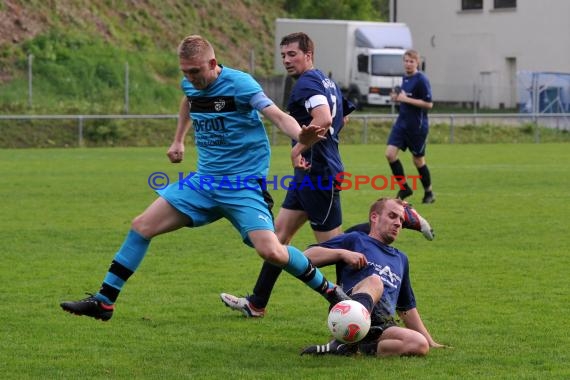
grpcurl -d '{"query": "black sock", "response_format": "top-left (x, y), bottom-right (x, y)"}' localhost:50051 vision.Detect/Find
top-left (350, 293), bottom-right (374, 313)
top-left (359, 342), bottom-right (378, 355)
top-left (249, 261), bottom-right (283, 308)
top-left (417, 164), bottom-right (432, 192)
top-left (389, 159), bottom-right (409, 190)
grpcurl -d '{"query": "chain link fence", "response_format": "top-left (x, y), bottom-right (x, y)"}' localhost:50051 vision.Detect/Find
top-left (1, 111), bottom-right (569, 148)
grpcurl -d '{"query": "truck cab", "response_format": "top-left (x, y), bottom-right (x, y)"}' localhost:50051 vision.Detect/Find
top-left (351, 47), bottom-right (406, 107)
top-left (274, 19), bottom-right (414, 109)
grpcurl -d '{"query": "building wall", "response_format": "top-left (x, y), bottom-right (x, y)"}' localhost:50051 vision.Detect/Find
top-left (394, 0), bottom-right (570, 108)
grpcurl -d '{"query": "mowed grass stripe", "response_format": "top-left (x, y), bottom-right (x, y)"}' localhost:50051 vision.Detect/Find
top-left (0, 143), bottom-right (568, 379)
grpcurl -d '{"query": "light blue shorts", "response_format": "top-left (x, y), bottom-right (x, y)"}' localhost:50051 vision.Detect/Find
top-left (156, 174), bottom-right (274, 246)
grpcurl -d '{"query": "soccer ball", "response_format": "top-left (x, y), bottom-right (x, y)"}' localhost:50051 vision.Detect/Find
top-left (327, 300), bottom-right (371, 343)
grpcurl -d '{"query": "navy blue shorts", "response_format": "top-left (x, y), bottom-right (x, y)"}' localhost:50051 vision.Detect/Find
top-left (387, 123), bottom-right (428, 157)
top-left (281, 176), bottom-right (341, 232)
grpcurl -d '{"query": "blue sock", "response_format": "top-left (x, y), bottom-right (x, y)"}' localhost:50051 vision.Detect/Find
top-left (283, 246), bottom-right (333, 294)
top-left (95, 229), bottom-right (150, 304)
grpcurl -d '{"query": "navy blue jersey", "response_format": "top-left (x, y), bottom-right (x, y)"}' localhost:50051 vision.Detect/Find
top-left (181, 65), bottom-right (273, 179)
top-left (287, 69), bottom-right (344, 181)
top-left (316, 231), bottom-right (416, 315)
top-left (395, 71), bottom-right (432, 130)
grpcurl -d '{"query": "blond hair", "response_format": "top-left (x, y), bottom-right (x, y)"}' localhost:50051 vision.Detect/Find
top-left (368, 197), bottom-right (404, 222)
top-left (404, 49), bottom-right (421, 65)
top-left (177, 35), bottom-right (215, 60)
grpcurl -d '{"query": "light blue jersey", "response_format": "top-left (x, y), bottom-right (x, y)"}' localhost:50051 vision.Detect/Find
top-left (181, 65), bottom-right (274, 179)
top-left (157, 65), bottom-right (277, 244)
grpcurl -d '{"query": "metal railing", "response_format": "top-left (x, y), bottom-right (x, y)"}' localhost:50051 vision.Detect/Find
top-left (1, 112), bottom-right (569, 146)
top-left (0, 114), bottom-right (178, 147)
top-left (348, 112), bottom-right (570, 144)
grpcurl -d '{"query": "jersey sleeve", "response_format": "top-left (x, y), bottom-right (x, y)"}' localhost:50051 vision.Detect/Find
top-left (250, 92), bottom-right (274, 111)
top-left (395, 254), bottom-right (417, 311)
top-left (315, 232), bottom-right (358, 250)
top-left (417, 73), bottom-right (432, 103)
top-left (232, 71), bottom-right (268, 110)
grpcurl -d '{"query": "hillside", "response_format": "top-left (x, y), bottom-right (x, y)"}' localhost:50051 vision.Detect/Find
top-left (0, 1), bottom-right (393, 147)
top-left (0, 0), bottom-right (288, 83)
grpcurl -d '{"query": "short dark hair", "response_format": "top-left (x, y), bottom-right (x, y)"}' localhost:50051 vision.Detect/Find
top-left (280, 32), bottom-right (314, 55)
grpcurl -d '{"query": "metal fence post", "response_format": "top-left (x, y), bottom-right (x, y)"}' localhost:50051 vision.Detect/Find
top-left (534, 113), bottom-right (540, 143)
top-left (450, 115), bottom-right (454, 144)
top-left (363, 116), bottom-right (369, 144)
top-left (78, 116), bottom-right (84, 147)
top-left (124, 62), bottom-right (129, 114)
top-left (28, 54), bottom-right (33, 109)
top-left (249, 49), bottom-right (255, 74)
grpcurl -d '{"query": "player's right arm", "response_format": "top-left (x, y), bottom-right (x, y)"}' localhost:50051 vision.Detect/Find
top-left (167, 96), bottom-right (191, 163)
top-left (291, 97), bottom-right (333, 158)
top-left (304, 246), bottom-right (367, 269)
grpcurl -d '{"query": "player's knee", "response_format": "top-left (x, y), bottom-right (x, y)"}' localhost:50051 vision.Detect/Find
top-left (413, 156), bottom-right (425, 168)
top-left (131, 215), bottom-right (152, 239)
top-left (409, 335), bottom-right (429, 357)
top-left (275, 229), bottom-right (293, 245)
top-left (363, 275), bottom-right (383, 302)
top-left (256, 245), bottom-right (286, 265)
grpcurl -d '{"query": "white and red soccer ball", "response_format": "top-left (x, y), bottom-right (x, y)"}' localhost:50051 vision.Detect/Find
top-left (327, 300), bottom-right (371, 343)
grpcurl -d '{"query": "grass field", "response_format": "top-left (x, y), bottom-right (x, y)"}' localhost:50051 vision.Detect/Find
top-left (1, 143), bottom-right (569, 379)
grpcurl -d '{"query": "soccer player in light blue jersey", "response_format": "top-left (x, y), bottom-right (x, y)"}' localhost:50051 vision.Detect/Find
top-left (60, 35), bottom-right (350, 321)
top-left (220, 32), bottom-right (352, 317)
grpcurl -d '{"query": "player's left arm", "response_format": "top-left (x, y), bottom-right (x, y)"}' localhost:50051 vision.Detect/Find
top-left (396, 92), bottom-right (433, 110)
top-left (396, 93), bottom-right (433, 110)
top-left (308, 99), bottom-right (333, 133)
top-left (396, 76), bottom-right (433, 110)
top-left (289, 102), bottom-right (331, 169)
top-left (397, 308), bottom-right (447, 348)
top-left (260, 104), bottom-right (325, 146)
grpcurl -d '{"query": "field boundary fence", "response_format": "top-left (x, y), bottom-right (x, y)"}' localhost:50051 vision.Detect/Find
top-left (0, 112), bottom-right (569, 147)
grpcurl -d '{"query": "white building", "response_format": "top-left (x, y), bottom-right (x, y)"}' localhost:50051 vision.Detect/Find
top-left (391, 0), bottom-right (570, 110)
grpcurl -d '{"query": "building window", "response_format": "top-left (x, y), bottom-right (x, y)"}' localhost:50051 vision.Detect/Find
top-left (462, 0), bottom-right (483, 10)
top-left (494, 0), bottom-right (516, 8)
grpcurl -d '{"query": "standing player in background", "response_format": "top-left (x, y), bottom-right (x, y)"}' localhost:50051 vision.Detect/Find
top-left (60, 34), bottom-right (351, 321)
top-left (220, 33), bottom-right (434, 318)
top-left (386, 49), bottom-right (435, 204)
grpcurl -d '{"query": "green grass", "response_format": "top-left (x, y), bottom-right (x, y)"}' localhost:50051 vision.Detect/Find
top-left (1, 144), bottom-right (569, 379)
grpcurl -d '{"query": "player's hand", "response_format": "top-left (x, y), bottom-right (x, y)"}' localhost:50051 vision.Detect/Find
top-left (297, 124), bottom-right (326, 146)
top-left (395, 91), bottom-right (408, 103)
top-left (343, 251), bottom-right (368, 269)
top-left (292, 155), bottom-right (311, 171)
top-left (167, 142), bottom-right (185, 163)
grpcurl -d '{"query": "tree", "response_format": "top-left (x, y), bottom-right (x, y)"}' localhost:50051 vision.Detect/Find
top-left (284, 0), bottom-right (388, 21)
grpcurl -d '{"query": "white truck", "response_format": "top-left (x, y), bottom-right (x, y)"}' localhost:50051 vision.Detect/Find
top-left (274, 18), bottom-right (413, 108)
